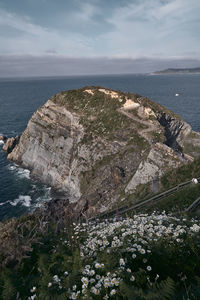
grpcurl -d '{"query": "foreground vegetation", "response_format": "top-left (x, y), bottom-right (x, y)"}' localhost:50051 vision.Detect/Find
top-left (1, 156), bottom-right (200, 299)
top-left (1, 210), bottom-right (200, 299)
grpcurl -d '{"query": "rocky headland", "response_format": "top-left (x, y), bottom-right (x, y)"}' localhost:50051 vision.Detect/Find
top-left (151, 67), bottom-right (200, 75)
top-left (3, 87), bottom-right (200, 217)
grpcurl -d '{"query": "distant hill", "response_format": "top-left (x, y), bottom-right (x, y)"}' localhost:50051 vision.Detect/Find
top-left (152, 67), bottom-right (200, 75)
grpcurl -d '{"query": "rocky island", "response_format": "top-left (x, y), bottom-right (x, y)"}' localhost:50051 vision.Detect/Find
top-left (3, 86), bottom-right (200, 217)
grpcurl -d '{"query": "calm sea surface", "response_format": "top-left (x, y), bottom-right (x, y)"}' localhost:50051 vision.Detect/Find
top-left (0, 74), bottom-right (200, 220)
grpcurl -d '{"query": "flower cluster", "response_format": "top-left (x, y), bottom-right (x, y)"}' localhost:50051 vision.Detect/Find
top-left (26, 212), bottom-right (200, 299)
top-left (67, 212), bottom-right (200, 298)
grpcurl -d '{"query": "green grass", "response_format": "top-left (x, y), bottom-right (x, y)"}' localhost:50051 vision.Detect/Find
top-left (161, 156), bottom-right (200, 189)
top-left (141, 184), bottom-right (200, 214)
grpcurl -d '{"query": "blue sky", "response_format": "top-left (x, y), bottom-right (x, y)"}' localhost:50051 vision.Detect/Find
top-left (0, 0), bottom-right (200, 76)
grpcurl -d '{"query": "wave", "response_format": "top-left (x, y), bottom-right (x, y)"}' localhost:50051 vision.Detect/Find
top-left (33, 187), bottom-right (52, 208)
top-left (17, 168), bottom-right (30, 179)
top-left (8, 164), bottom-right (30, 179)
top-left (9, 195), bottom-right (32, 207)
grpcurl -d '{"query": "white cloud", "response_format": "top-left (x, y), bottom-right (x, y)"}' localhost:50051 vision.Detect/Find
top-left (0, 0), bottom-right (199, 59)
top-left (0, 8), bottom-right (93, 55)
top-left (101, 0), bottom-right (200, 58)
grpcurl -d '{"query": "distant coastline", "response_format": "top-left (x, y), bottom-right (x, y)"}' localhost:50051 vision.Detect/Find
top-left (151, 67), bottom-right (200, 75)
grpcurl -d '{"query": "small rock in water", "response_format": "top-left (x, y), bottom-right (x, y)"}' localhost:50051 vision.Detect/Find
top-left (3, 136), bottom-right (20, 153)
top-left (0, 135), bottom-right (7, 143)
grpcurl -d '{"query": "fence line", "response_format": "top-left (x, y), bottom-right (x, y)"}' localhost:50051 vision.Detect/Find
top-left (88, 177), bottom-right (200, 222)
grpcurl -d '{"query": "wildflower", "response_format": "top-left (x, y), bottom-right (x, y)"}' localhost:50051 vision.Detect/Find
top-left (85, 265), bottom-right (91, 269)
top-left (115, 279), bottom-right (120, 286)
top-left (53, 275), bottom-right (60, 283)
top-left (30, 287), bottom-right (36, 293)
top-left (104, 279), bottom-right (110, 288)
top-left (119, 258), bottom-right (125, 266)
top-left (110, 289), bottom-right (117, 296)
top-left (91, 287), bottom-right (100, 295)
top-left (82, 288), bottom-right (87, 294)
top-left (81, 277), bottom-right (89, 285)
top-left (190, 224), bottom-right (200, 232)
top-left (147, 266), bottom-right (152, 271)
top-left (155, 274), bottom-right (159, 281)
top-left (71, 292), bottom-right (77, 299)
top-left (130, 275), bottom-right (135, 281)
top-left (90, 270), bottom-right (95, 276)
top-left (48, 282), bottom-right (52, 287)
top-left (127, 268), bottom-right (131, 273)
top-left (64, 271), bottom-right (69, 276)
top-left (95, 262), bottom-right (101, 268)
top-left (132, 254), bottom-right (136, 259)
top-left (73, 285), bottom-right (77, 291)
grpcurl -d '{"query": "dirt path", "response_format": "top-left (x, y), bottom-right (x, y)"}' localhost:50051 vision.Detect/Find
top-left (117, 108), bottom-right (157, 142)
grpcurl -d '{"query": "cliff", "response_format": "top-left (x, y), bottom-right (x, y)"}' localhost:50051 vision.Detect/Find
top-left (4, 87), bottom-right (200, 216)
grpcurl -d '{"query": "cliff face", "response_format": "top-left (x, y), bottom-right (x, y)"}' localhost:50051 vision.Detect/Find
top-left (8, 100), bottom-right (84, 201)
top-left (5, 87), bottom-right (200, 216)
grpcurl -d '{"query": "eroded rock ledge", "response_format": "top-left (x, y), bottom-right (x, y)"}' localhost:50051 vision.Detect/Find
top-left (4, 87), bottom-right (200, 216)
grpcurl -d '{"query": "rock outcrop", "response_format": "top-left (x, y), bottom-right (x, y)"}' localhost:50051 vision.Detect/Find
top-left (3, 136), bottom-right (19, 153)
top-left (5, 87), bottom-right (200, 216)
top-left (0, 135), bottom-right (7, 143)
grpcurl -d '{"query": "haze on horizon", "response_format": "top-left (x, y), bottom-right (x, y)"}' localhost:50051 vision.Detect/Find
top-left (0, 0), bottom-right (200, 77)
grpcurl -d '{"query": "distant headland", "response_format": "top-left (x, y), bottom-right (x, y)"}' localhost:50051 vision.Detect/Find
top-left (151, 67), bottom-right (200, 75)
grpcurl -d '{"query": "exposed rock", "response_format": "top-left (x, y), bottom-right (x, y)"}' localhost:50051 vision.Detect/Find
top-left (3, 136), bottom-right (19, 153)
top-left (5, 87), bottom-right (200, 216)
top-left (125, 143), bottom-right (182, 193)
top-left (0, 135), bottom-right (7, 143)
top-left (8, 100), bottom-right (84, 202)
top-left (158, 113), bottom-right (191, 150)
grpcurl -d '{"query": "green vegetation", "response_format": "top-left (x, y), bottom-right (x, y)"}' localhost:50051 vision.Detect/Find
top-left (143, 183), bottom-right (200, 214)
top-left (51, 87), bottom-right (145, 142)
top-left (1, 156), bottom-right (200, 299)
top-left (1, 212), bottom-right (200, 299)
top-left (161, 156), bottom-right (200, 189)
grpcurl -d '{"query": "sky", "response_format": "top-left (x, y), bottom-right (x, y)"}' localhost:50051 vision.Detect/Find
top-left (0, 0), bottom-right (200, 77)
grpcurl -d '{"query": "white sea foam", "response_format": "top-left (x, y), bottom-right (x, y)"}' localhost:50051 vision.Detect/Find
top-left (33, 187), bottom-right (52, 208)
top-left (17, 168), bottom-right (30, 179)
top-left (8, 164), bottom-right (30, 179)
top-left (9, 195), bottom-right (32, 207)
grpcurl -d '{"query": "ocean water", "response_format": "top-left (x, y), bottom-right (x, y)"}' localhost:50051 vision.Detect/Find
top-left (0, 74), bottom-right (200, 220)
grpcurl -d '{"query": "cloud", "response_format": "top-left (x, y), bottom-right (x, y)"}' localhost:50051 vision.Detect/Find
top-left (101, 0), bottom-right (200, 57)
top-left (0, 54), bottom-right (199, 78)
top-left (0, 0), bottom-right (199, 59)
top-left (0, 8), bottom-right (93, 55)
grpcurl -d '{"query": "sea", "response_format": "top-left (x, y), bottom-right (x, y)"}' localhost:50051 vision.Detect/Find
top-left (0, 74), bottom-right (200, 220)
